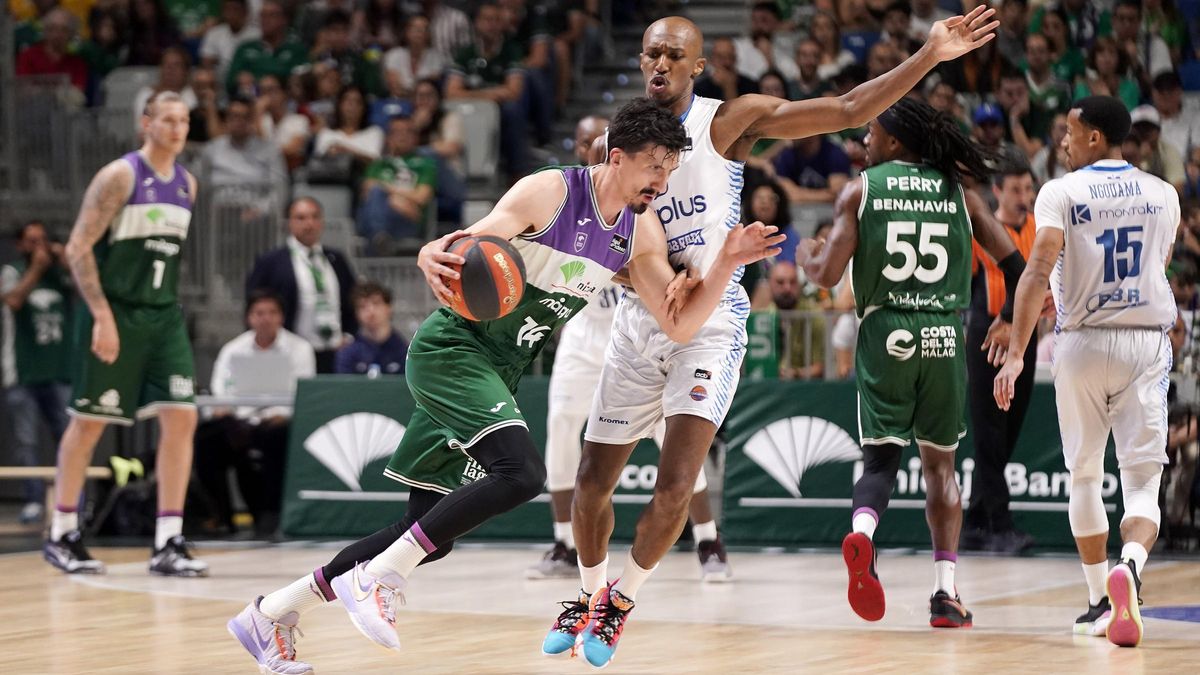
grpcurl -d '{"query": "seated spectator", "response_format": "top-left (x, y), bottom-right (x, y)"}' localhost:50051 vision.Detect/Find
top-left (353, 0), bottom-right (405, 51)
top-left (1028, 0), bottom-right (1106, 52)
top-left (310, 9), bottom-right (384, 96)
top-left (255, 73), bottom-right (311, 171)
top-left (792, 39), bottom-right (831, 100)
top-left (1037, 5), bottom-right (1085, 85)
top-left (411, 0), bottom-right (472, 60)
top-left (188, 65), bottom-right (223, 142)
top-left (1153, 72), bottom-right (1200, 160)
top-left (771, 134), bottom-right (850, 205)
top-left (972, 103), bottom-right (1023, 176)
top-left (1021, 33), bottom-right (1072, 139)
top-left (500, 0), bottom-right (556, 145)
top-left (383, 14), bottom-right (447, 99)
top-left (865, 40), bottom-right (904, 81)
top-left (77, 8), bottom-right (127, 93)
top-left (994, 0), bottom-right (1027, 70)
top-left (127, 0), bottom-right (183, 66)
top-left (357, 115), bottom-right (437, 251)
top-left (194, 289), bottom-right (315, 535)
top-left (1131, 104), bottom-right (1186, 193)
top-left (164, 0), bottom-right (220, 48)
top-left (413, 77), bottom-right (466, 224)
top-left (909, 0), bottom-right (953, 42)
top-left (925, 80), bottom-right (969, 134)
top-left (766, 261), bottom-right (825, 381)
top-left (1031, 112), bottom-right (1070, 185)
top-left (12, 0), bottom-right (62, 53)
top-left (133, 46), bottom-right (198, 133)
top-left (742, 71), bottom-right (792, 169)
top-left (226, 0), bottom-right (308, 96)
top-left (1112, 0), bottom-right (1173, 91)
top-left (694, 36), bottom-right (758, 102)
top-left (742, 181), bottom-right (793, 302)
top-left (296, 0), bottom-right (357, 46)
top-left (572, 113), bottom-right (607, 165)
top-left (446, 1), bottom-right (528, 181)
top-left (245, 197), bottom-right (359, 373)
top-left (1144, 0), bottom-right (1186, 66)
top-left (335, 282), bottom-right (408, 375)
top-left (309, 84), bottom-right (384, 183)
top-left (994, 71), bottom-right (1043, 158)
top-left (1074, 36), bottom-right (1140, 111)
top-left (879, 1), bottom-right (922, 57)
top-left (199, 0), bottom-right (261, 86)
top-left (305, 61), bottom-right (344, 129)
top-left (201, 95), bottom-right (288, 199)
top-left (15, 8), bottom-right (89, 96)
top-left (733, 2), bottom-right (798, 81)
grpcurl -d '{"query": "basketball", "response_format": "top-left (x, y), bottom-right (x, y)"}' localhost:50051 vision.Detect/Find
top-left (445, 235), bottom-right (527, 321)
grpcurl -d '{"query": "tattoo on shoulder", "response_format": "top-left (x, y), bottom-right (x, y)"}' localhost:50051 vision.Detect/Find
top-left (73, 161), bottom-right (132, 242)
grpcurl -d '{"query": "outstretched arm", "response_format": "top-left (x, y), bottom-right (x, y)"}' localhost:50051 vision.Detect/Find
top-left (796, 178), bottom-right (861, 289)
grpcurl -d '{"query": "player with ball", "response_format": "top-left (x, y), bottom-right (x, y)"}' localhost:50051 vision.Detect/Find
top-left (228, 97), bottom-right (784, 674)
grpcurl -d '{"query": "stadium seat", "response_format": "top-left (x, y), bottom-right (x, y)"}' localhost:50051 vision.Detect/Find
top-left (444, 100), bottom-right (500, 180)
top-left (293, 183), bottom-right (354, 221)
top-left (101, 67), bottom-right (159, 112)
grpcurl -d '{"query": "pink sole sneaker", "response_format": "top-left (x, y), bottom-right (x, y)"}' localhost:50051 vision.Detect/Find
top-left (842, 532), bottom-right (885, 622)
top-left (1106, 564), bottom-right (1143, 648)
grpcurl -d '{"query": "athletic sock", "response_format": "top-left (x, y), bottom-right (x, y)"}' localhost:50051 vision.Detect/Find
top-left (1120, 542), bottom-right (1148, 573)
top-left (365, 525), bottom-right (434, 581)
top-left (579, 555), bottom-right (608, 595)
top-left (933, 552), bottom-right (956, 595)
top-left (1082, 561), bottom-right (1108, 605)
top-left (155, 512), bottom-right (183, 550)
top-left (692, 520), bottom-right (718, 544)
top-left (51, 506), bottom-right (78, 541)
top-left (260, 572), bottom-right (329, 619)
top-left (612, 550), bottom-right (656, 601)
top-left (852, 507), bottom-right (878, 540)
top-left (554, 521), bottom-right (576, 549)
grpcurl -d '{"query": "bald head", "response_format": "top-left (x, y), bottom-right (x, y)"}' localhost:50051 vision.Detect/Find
top-left (643, 17), bottom-right (704, 56)
top-left (641, 17), bottom-right (706, 111)
top-left (574, 115), bottom-right (609, 164)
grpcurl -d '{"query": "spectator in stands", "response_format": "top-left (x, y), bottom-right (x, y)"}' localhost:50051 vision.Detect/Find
top-left (1030, 112), bottom-right (1070, 185)
top-left (199, 0), bottom-right (261, 87)
top-left (353, 0), bottom-right (405, 51)
top-left (336, 282), bottom-right (408, 375)
top-left (1021, 33), bottom-right (1072, 140)
top-left (12, 0), bottom-right (61, 53)
top-left (202, 95), bottom-right (288, 199)
top-left (994, 0), bottom-right (1028, 70)
top-left (1153, 71), bottom-right (1200, 159)
top-left (188, 64), bottom-right (223, 142)
top-left (771, 134), bottom-right (850, 205)
top-left (127, 0), bottom-right (183, 66)
top-left (133, 46), bottom-right (198, 133)
top-left (255, 73), bottom-right (310, 170)
top-left (766, 261), bottom-right (824, 381)
top-left (500, 0), bottom-right (555, 144)
top-left (310, 84), bottom-right (384, 184)
top-left (879, 1), bottom-right (921, 57)
top-left (310, 9), bottom-right (384, 96)
top-left (1029, 0), bottom-right (1107, 51)
top-left (383, 14), bottom-right (447, 99)
top-left (1074, 36), bottom-right (1140, 111)
top-left (994, 71), bottom-right (1043, 158)
top-left (164, 0), bottom-right (220, 48)
top-left (925, 79), bottom-right (969, 133)
top-left (1144, 0), bottom-right (1187, 66)
top-left (245, 196), bottom-right (359, 373)
top-left (572, 113), bottom-right (606, 165)
top-left (865, 40), bottom-right (904, 81)
top-left (732, 2), bottom-right (798, 82)
top-left (1037, 5), bottom-right (1086, 85)
top-left (1, 221), bottom-right (73, 525)
top-left (1112, 0), bottom-right (1173, 92)
top-left (226, 0), bottom-right (308, 95)
top-left (972, 103), bottom-right (1022, 169)
top-left (15, 8), bottom-right (89, 96)
top-left (749, 181), bottom-right (797, 262)
top-left (296, 0), bottom-right (357, 45)
top-left (792, 39), bottom-right (830, 100)
top-left (694, 36), bottom-right (758, 102)
top-left (412, 77), bottom-right (465, 223)
top-left (446, 1), bottom-right (528, 182)
top-left (408, 0), bottom-right (472, 59)
top-left (1131, 104), bottom-right (1187, 193)
top-left (810, 10), bottom-right (856, 83)
top-left (305, 61), bottom-right (344, 128)
top-left (357, 115), bottom-right (437, 252)
top-left (908, 0), bottom-right (953, 42)
top-left (194, 289), bottom-right (315, 536)
top-left (77, 8), bottom-right (127, 91)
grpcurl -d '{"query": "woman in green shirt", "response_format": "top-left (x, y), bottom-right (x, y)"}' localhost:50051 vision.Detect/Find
top-left (1074, 36), bottom-right (1142, 111)
top-left (1040, 6), bottom-right (1086, 84)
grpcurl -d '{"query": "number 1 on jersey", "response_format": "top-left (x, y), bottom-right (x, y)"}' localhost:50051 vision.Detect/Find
top-left (151, 259), bottom-right (166, 289)
top-left (1095, 226), bottom-right (1143, 283)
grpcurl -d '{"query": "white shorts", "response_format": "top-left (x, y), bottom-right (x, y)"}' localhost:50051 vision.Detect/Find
top-left (585, 287), bottom-right (749, 445)
top-left (1052, 328), bottom-right (1171, 476)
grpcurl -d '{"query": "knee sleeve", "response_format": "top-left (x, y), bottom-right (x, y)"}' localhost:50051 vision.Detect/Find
top-left (1120, 463), bottom-right (1163, 527)
top-left (467, 426), bottom-right (547, 504)
top-left (545, 409), bottom-right (587, 492)
top-left (1069, 467), bottom-right (1108, 537)
top-left (852, 443), bottom-right (903, 516)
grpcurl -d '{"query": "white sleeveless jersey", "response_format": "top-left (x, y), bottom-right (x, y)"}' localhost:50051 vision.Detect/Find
top-left (1034, 159), bottom-right (1180, 332)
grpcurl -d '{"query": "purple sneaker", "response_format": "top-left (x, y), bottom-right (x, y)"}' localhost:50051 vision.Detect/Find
top-left (227, 596), bottom-right (314, 674)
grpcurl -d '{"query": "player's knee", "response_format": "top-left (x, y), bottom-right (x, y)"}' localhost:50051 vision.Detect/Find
top-left (1119, 463), bottom-right (1163, 528)
top-left (651, 471), bottom-right (696, 513)
top-left (860, 444), bottom-right (902, 483)
top-left (1068, 470), bottom-right (1108, 537)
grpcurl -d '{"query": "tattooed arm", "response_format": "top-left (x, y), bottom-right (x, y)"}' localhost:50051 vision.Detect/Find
top-left (66, 159), bottom-right (133, 364)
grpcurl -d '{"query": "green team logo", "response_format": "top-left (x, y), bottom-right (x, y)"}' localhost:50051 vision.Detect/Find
top-left (885, 329), bottom-right (916, 361)
top-left (145, 206), bottom-right (164, 224)
top-left (560, 261), bottom-right (586, 285)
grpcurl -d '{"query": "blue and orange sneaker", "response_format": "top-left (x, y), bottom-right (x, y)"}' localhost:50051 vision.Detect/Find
top-left (541, 589), bottom-right (591, 657)
top-left (581, 583), bottom-right (634, 669)
top-left (842, 531), bottom-right (885, 621)
top-left (1106, 560), bottom-right (1144, 647)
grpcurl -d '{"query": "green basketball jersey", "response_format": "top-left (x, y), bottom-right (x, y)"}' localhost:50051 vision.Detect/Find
top-left (0, 261), bottom-right (73, 386)
top-left (851, 161), bottom-right (972, 317)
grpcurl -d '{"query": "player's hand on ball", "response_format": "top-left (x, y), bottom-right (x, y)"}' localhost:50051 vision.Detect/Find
top-left (982, 315), bottom-right (1011, 367)
top-left (722, 221), bottom-right (786, 266)
top-left (418, 230), bottom-right (470, 305)
top-left (662, 268), bottom-right (701, 322)
top-left (91, 312), bottom-right (120, 364)
top-left (993, 358), bottom-right (1024, 412)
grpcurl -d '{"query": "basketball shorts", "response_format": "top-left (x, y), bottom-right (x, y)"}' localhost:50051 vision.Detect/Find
top-left (384, 309), bottom-right (526, 494)
top-left (70, 302), bottom-right (195, 425)
top-left (855, 308), bottom-right (966, 451)
top-left (585, 288), bottom-right (749, 445)
top-left (1052, 327), bottom-right (1170, 476)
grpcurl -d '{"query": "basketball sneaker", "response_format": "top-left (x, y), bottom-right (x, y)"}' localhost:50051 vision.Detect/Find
top-left (581, 583), bottom-right (634, 669)
top-left (227, 596), bottom-right (314, 675)
top-left (929, 590), bottom-right (973, 628)
top-left (541, 589), bottom-right (591, 657)
top-left (149, 535), bottom-right (209, 577)
top-left (43, 529), bottom-right (105, 574)
top-left (331, 561), bottom-right (404, 650)
top-left (841, 531), bottom-right (885, 621)
top-left (697, 537), bottom-right (733, 582)
top-left (1106, 560), bottom-right (1143, 648)
top-left (1073, 596), bottom-right (1112, 637)
top-left (526, 541), bottom-right (578, 579)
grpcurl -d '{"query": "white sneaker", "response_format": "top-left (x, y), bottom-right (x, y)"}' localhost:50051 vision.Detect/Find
top-left (331, 562), bottom-right (404, 650)
top-left (227, 596), bottom-right (314, 675)
top-left (19, 502), bottom-right (44, 524)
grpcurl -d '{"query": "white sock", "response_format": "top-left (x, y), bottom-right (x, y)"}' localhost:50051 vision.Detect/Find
top-left (692, 520), bottom-right (718, 544)
top-left (852, 511), bottom-right (878, 539)
top-left (51, 509), bottom-right (78, 541)
top-left (934, 560), bottom-right (956, 595)
top-left (554, 521), bottom-right (575, 549)
top-left (260, 573), bottom-right (328, 620)
top-left (155, 516), bottom-right (183, 550)
top-left (365, 528), bottom-right (431, 581)
top-left (1082, 561), bottom-right (1108, 605)
top-left (1120, 542), bottom-right (1148, 573)
top-left (612, 550), bottom-right (657, 601)
top-left (579, 555), bottom-right (608, 595)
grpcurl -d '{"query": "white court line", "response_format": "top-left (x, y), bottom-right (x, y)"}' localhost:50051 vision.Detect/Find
top-left (299, 490), bottom-right (654, 504)
top-left (738, 497), bottom-right (1117, 512)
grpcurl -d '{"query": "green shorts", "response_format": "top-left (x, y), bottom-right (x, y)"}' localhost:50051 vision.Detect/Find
top-left (70, 302), bottom-right (195, 425)
top-left (383, 310), bottom-right (527, 494)
top-left (855, 308), bottom-right (966, 451)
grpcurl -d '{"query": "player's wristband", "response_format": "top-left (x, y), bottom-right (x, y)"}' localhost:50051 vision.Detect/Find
top-left (998, 251), bottom-right (1026, 321)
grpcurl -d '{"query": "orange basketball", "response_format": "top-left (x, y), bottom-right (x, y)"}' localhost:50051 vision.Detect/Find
top-left (444, 235), bottom-right (527, 321)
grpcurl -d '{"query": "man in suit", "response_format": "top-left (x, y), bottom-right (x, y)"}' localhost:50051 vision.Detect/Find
top-left (245, 196), bottom-right (358, 372)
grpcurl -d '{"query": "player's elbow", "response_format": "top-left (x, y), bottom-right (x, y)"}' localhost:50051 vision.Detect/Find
top-left (836, 94), bottom-right (872, 129)
top-left (63, 240), bottom-right (88, 267)
top-left (664, 321), bottom-right (699, 345)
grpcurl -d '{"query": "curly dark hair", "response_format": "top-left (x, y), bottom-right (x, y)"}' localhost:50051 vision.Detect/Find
top-left (880, 97), bottom-right (997, 196)
top-left (606, 97), bottom-right (689, 162)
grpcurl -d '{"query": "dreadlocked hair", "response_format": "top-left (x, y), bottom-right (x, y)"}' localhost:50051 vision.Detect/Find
top-left (882, 97), bottom-right (998, 197)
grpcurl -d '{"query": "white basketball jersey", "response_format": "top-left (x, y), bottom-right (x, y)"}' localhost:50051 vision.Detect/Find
top-left (1034, 159), bottom-right (1180, 332)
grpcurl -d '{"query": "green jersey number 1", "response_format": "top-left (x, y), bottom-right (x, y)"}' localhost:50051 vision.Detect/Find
top-left (152, 259), bottom-right (166, 289)
top-left (882, 220), bottom-right (949, 283)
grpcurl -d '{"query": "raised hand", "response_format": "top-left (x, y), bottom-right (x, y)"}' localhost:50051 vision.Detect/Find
top-left (926, 5), bottom-right (999, 63)
top-left (720, 221), bottom-right (787, 266)
top-left (418, 230), bottom-right (471, 306)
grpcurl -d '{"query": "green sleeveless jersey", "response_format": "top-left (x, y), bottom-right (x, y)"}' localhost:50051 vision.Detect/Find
top-left (851, 161), bottom-right (972, 317)
top-left (1, 261), bottom-right (73, 386)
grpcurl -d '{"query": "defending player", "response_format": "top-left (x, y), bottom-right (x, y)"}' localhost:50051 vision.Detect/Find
top-left (797, 98), bottom-right (1024, 628)
top-left (550, 7), bottom-right (1000, 667)
top-left (995, 96), bottom-right (1179, 648)
top-left (43, 91), bottom-right (206, 577)
top-left (227, 98), bottom-right (783, 675)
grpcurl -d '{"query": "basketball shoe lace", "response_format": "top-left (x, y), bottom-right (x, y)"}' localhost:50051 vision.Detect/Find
top-left (274, 621), bottom-right (304, 661)
top-left (551, 595), bottom-right (590, 635)
top-left (590, 592), bottom-right (633, 645)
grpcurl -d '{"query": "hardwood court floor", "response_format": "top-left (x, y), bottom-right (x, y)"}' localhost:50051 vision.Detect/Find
top-left (2, 543), bottom-right (1199, 674)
